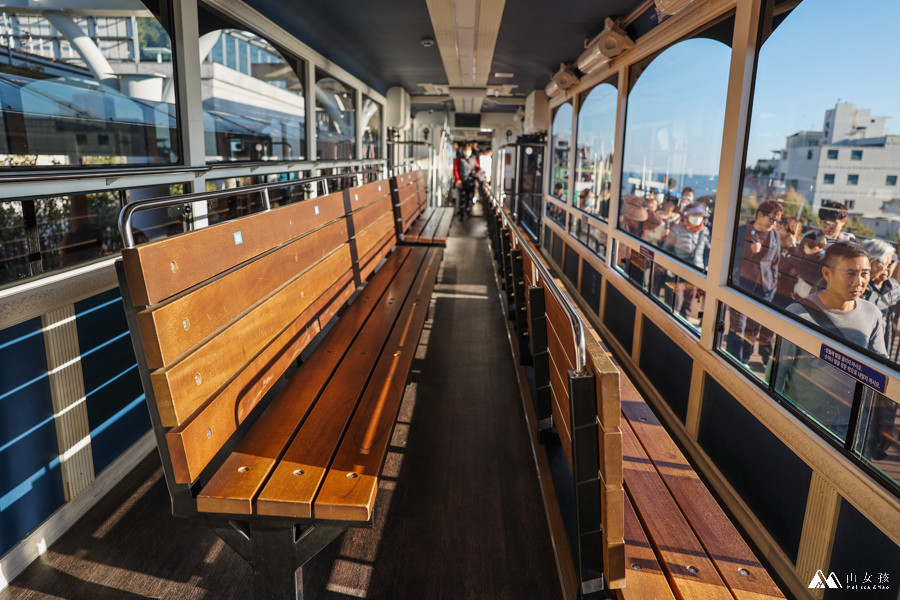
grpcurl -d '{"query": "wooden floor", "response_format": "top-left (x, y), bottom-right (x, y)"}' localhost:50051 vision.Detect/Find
top-left (0, 207), bottom-right (563, 600)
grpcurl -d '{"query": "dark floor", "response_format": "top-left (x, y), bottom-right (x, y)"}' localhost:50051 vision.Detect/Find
top-left (0, 209), bottom-right (563, 600)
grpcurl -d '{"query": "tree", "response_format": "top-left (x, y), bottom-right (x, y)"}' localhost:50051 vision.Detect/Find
top-left (780, 187), bottom-right (819, 226)
top-left (137, 18), bottom-right (171, 61)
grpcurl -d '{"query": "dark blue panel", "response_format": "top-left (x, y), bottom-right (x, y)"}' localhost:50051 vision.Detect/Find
top-left (74, 290), bottom-right (150, 475)
top-left (580, 262), bottom-right (601, 315)
top-left (698, 375), bottom-right (810, 563)
top-left (564, 244), bottom-right (579, 285)
top-left (0, 318), bottom-right (66, 557)
top-left (825, 500), bottom-right (900, 599)
top-left (639, 319), bottom-right (692, 422)
top-left (543, 225), bottom-right (551, 250)
top-left (551, 232), bottom-right (563, 267)
top-left (602, 284), bottom-right (635, 352)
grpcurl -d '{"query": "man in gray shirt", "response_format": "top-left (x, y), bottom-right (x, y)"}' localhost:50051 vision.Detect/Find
top-left (777, 242), bottom-right (886, 438)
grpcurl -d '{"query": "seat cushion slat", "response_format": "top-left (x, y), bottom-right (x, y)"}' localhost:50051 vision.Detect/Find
top-left (617, 494), bottom-right (677, 600)
top-left (195, 247), bottom-right (415, 514)
top-left (621, 397), bottom-right (785, 600)
top-left (138, 218), bottom-right (351, 369)
top-left (314, 247), bottom-right (443, 521)
top-left (255, 248), bottom-right (431, 519)
top-left (418, 207), bottom-right (444, 243)
top-left (431, 207), bottom-right (453, 244)
top-left (122, 192), bottom-right (346, 306)
top-left (621, 415), bottom-right (735, 600)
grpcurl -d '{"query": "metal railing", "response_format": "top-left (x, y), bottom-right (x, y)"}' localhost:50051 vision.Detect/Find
top-left (486, 187), bottom-right (588, 372)
top-left (119, 168), bottom-right (382, 248)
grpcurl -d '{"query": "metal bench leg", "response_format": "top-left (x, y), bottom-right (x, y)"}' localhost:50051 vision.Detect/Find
top-left (528, 286), bottom-right (554, 437)
top-left (249, 523), bottom-right (346, 600)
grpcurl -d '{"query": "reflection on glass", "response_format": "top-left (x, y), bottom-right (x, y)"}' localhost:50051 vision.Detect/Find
top-left (203, 29), bottom-right (305, 162)
top-left (650, 262), bottom-right (674, 309)
top-left (775, 341), bottom-right (856, 442)
top-left (362, 97), bottom-right (382, 159)
top-left (551, 104), bottom-right (572, 201)
top-left (546, 202), bottom-right (567, 229)
top-left (205, 177), bottom-right (266, 225)
top-left (36, 193), bottom-right (121, 270)
top-left (0, 203), bottom-right (27, 283)
top-left (736, 0), bottom-right (900, 370)
top-left (575, 84), bottom-right (616, 219)
top-left (125, 184), bottom-right (185, 242)
top-left (316, 72), bottom-right (356, 160)
top-left (673, 277), bottom-right (704, 331)
top-left (569, 213), bottom-right (608, 261)
top-left (856, 389), bottom-right (900, 485)
top-left (619, 38), bottom-right (729, 270)
top-left (0, 10), bottom-right (178, 167)
top-left (615, 244), bottom-right (648, 289)
top-left (718, 305), bottom-right (771, 381)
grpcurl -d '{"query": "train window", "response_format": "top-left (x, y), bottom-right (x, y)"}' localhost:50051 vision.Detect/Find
top-left (618, 38), bottom-right (730, 272)
top-left (550, 103), bottom-right (572, 202)
top-left (0, 7), bottom-right (179, 168)
top-left (568, 212), bottom-right (608, 261)
top-left (716, 304), bottom-right (772, 383)
top-left (614, 243), bottom-right (705, 334)
top-left (574, 83), bottom-right (616, 220)
top-left (854, 388), bottom-right (900, 484)
top-left (316, 71), bottom-right (356, 160)
top-left (545, 201), bottom-right (567, 229)
top-left (361, 97), bottom-right (382, 159)
top-left (733, 0), bottom-right (900, 371)
top-left (203, 29), bottom-right (306, 163)
top-left (0, 183), bottom-right (186, 285)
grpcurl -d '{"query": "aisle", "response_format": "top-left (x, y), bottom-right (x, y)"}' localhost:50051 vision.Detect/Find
top-left (0, 211), bottom-right (561, 600)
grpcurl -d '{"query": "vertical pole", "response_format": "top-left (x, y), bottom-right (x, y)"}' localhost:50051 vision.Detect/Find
top-left (510, 249), bottom-right (530, 362)
top-left (529, 286), bottom-right (553, 434)
top-left (569, 370), bottom-right (605, 598)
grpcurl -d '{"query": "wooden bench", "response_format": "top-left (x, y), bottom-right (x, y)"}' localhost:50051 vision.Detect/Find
top-left (391, 170), bottom-right (453, 245)
top-left (117, 178), bottom-right (442, 600)
top-left (485, 203), bottom-right (786, 600)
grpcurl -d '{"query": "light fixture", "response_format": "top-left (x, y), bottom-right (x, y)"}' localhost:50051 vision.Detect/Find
top-left (576, 17), bottom-right (634, 74)
top-left (544, 63), bottom-right (580, 97)
top-left (420, 37), bottom-right (435, 47)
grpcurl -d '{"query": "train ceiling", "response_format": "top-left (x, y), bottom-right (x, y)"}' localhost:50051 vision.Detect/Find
top-left (241, 0), bottom-right (650, 114)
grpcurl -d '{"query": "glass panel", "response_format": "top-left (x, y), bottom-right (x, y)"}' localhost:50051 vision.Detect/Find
top-left (615, 244), bottom-right (648, 289)
top-left (619, 37), bottom-right (730, 271)
top-left (36, 192), bottom-right (122, 270)
top-left (570, 213), bottom-right (608, 261)
top-left (718, 304), bottom-right (773, 381)
top-left (316, 72), bottom-right (356, 160)
top-left (673, 276), bottom-right (704, 332)
top-left (0, 203), bottom-right (27, 284)
top-left (855, 389), bottom-right (900, 485)
top-left (775, 341), bottom-right (856, 442)
top-left (575, 83), bottom-right (616, 220)
top-left (545, 202), bottom-right (567, 229)
top-left (203, 29), bottom-right (305, 162)
top-left (737, 0), bottom-right (900, 366)
top-left (125, 184), bottom-right (186, 242)
top-left (0, 9), bottom-right (178, 167)
top-left (361, 97), bottom-right (382, 159)
top-left (650, 262), bottom-right (675, 309)
top-left (551, 104), bottom-right (572, 201)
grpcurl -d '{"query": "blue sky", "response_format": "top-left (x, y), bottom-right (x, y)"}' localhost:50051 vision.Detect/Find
top-left (746, 0), bottom-right (899, 164)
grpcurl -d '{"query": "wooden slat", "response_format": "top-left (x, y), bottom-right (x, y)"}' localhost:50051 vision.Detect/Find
top-left (544, 289), bottom-right (578, 371)
top-left (315, 247), bottom-right (443, 521)
top-left (586, 335), bottom-right (621, 429)
top-left (418, 206), bottom-right (445, 244)
top-left (616, 494), bottom-right (677, 600)
top-left (548, 351), bottom-right (572, 469)
top-left (349, 195), bottom-right (393, 235)
top-left (546, 314), bottom-right (574, 375)
top-left (151, 245), bottom-right (353, 426)
top-left (431, 207), bottom-right (453, 245)
top-left (405, 207), bottom-right (435, 241)
top-left (599, 426), bottom-right (624, 487)
top-left (621, 416), bottom-right (734, 600)
top-left (122, 192), bottom-right (346, 306)
top-left (255, 248), bottom-right (431, 519)
top-left (196, 247), bottom-right (415, 514)
top-left (354, 212), bottom-right (397, 263)
top-left (138, 218), bottom-right (350, 369)
top-left (167, 267), bottom-right (357, 483)
top-left (622, 396), bottom-right (785, 600)
top-left (347, 179), bottom-right (391, 209)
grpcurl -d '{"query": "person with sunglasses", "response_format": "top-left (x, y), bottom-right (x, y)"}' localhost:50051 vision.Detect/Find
top-left (818, 201), bottom-right (857, 245)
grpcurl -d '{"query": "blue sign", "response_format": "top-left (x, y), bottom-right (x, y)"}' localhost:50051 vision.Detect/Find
top-left (819, 345), bottom-right (888, 393)
top-left (639, 246), bottom-right (655, 261)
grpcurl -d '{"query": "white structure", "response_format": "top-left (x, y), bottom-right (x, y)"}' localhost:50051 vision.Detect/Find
top-left (768, 102), bottom-right (900, 219)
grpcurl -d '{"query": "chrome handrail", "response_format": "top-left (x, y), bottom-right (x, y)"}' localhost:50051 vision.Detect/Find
top-left (118, 168), bottom-right (381, 248)
top-left (487, 188), bottom-right (588, 373)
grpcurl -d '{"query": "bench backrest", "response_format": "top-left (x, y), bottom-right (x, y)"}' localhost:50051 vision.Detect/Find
top-left (392, 170), bottom-right (427, 235)
top-left (119, 180), bottom-right (396, 485)
top-left (492, 207), bottom-right (626, 589)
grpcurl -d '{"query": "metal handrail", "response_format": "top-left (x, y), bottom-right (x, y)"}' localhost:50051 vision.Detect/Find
top-left (118, 168), bottom-right (381, 248)
top-left (486, 188), bottom-right (588, 373)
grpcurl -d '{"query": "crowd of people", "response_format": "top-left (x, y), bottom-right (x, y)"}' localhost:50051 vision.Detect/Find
top-left (452, 143), bottom-right (491, 220)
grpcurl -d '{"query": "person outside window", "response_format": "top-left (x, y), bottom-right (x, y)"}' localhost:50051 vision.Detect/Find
top-left (728, 200), bottom-right (783, 367)
top-left (861, 239), bottom-right (900, 351)
top-left (819, 201), bottom-right (857, 245)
